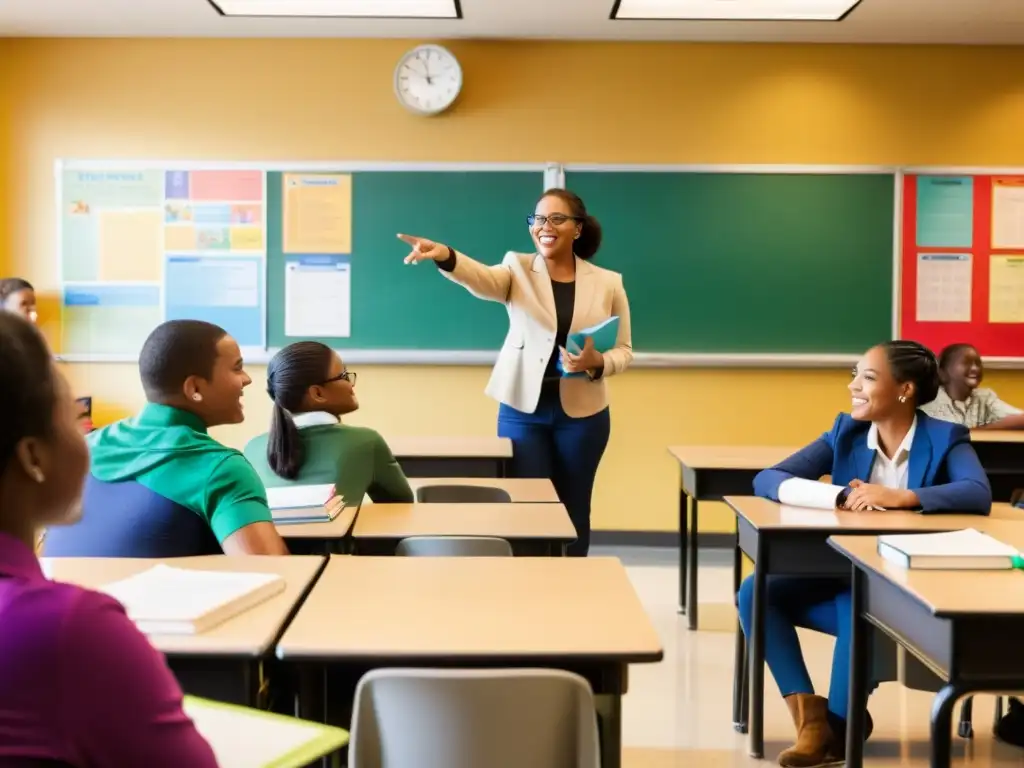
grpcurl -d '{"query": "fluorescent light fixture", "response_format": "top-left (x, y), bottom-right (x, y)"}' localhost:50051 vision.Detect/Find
top-left (208, 0), bottom-right (461, 18)
top-left (610, 0), bottom-right (861, 21)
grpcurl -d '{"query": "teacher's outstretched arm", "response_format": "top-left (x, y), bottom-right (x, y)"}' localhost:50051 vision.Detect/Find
top-left (398, 233), bottom-right (512, 303)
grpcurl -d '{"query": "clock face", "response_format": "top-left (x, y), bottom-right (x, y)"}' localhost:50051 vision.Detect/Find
top-left (394, 44), bottom-right (463, 116)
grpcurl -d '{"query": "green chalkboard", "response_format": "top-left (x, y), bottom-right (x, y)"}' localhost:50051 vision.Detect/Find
top-left (266, 171), bottom-right (542, 350)
top-left (566, 171), bottom-right (895, 353)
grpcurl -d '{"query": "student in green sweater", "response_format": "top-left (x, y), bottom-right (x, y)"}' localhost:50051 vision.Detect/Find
top-left (245, 342), bottom-right (413, 504)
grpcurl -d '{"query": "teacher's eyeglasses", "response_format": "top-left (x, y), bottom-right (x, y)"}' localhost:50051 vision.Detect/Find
top-left (324, 370), bottom-right (357, 386)
top-left (527, 214), bottom-right (579, 227)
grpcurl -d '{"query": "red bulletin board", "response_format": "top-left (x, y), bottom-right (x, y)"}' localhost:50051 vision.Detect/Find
top-left (900, 173), bottom-right (1024, 359)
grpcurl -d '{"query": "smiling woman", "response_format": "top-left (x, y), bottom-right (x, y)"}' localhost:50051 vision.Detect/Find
top-left (734, 338), bottom-right (992, 768)
top-left (396, 188), bottom-right (634, 556)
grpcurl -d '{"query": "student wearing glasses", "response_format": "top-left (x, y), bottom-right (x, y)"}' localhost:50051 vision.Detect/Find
top-left (397, 189), bottom-right (633, 556)
top-left (244, 341), bottom-right (413, 504)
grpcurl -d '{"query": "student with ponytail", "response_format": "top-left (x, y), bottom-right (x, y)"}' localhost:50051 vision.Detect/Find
top-left (244, 342), bottom-right (413, 504)
top-left (398, 189), bottom-right (633, 556)
top-left (737, 340), bottom-right (991, 768)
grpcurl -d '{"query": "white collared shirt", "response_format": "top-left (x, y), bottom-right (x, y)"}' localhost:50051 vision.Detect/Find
top-left (290, 411), bottom-right (339, 429)
top-left (865, 416), bottom-right (917, 490)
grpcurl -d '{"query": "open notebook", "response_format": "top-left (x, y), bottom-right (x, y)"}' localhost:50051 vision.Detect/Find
top-left (878, 529), bottom-right (1021, 570)
top-left (265, 484), bottom-right (346, 524)
top-left (184, 696), bottom-right (348, 768)
top-left (101, 564), bottom-right (286, 634)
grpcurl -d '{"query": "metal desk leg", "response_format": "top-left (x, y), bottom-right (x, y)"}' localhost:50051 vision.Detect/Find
top-left (595, 693), bottom-right (622, 768)
top-left (678, 487), bottom-right (689, 617)
top-left (846, 568), bottom-right (869, 768)
top-left (930, 685), bottom-right (962, 768)
top-left (687, 498), bottom-right (699, 631)
top-left (749, 549), bottom-right (766, 758)
top-left (732, 532), bottom-right (748, 732)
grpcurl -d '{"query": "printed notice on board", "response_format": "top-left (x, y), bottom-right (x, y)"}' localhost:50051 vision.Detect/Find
top-left (989, 255), bottom-right (1024, 323)
top-left (283, 174), bottom-right (353, 254)
top-left (285, 255), bottom-right (351, 338)
top-left (916, 176), bottom-right (974, 248)
top-left (916, 253), bottom-right (972, 322)
top-left (992, 178), bottom-right (1024, 249)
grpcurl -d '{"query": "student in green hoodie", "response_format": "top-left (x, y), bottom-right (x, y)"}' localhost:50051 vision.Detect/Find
top-left (244, 341), bottom-right (413, 505)
top-left (43, 320), bottom-right (289, 557)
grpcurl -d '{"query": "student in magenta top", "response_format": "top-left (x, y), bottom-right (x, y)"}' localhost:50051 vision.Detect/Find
top-left (0, 313), bottom-right (218, 766)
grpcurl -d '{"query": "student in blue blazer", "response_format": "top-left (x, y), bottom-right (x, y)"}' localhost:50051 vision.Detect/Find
top-left (738, 340), bottom-right (991, 768)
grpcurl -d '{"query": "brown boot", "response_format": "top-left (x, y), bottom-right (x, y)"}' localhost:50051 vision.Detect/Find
top-left (778, 694), bottom-right (840, 767)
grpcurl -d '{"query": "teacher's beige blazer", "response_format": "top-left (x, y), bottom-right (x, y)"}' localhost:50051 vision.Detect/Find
top-left (441, 251), bottom-right (633, 418)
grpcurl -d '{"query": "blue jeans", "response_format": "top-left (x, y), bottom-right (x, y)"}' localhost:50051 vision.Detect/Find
top-left (737, 574), bottom-right (876, 720)
top-left (497, 386), bottom-right (610, 557)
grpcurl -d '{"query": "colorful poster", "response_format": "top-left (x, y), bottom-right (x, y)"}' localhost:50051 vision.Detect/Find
top-left (989, 255), bottom-right (1024, 323)
top-left (164, 255), bottom-right (264, 347)
top-left (916, 176), bottom-right (974, 248)
top-left (62, 284), bottom-right (161, 356)
top-left (189, 171), bottom-right (263, 202)
top-left (285, 255), bottom-right (351, 338)
top-left (97, 210), bottom-right (163, 281)
top-left (992, 177), bottom-right (1024, 249)
top-left (282, 174), bottom-right (353, 254)
top-left (915, 253), bottom-right (972, 322)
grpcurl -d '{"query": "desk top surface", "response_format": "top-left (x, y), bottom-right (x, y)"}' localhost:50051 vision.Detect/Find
top-left (387, 436), bottom-right (513, 459)
top-left (276, 556), bottom-right (663, 662)
top-left (726, 496), bottom-right (1021, 534)
top-left (42, 555), bottom-right (325, 656)
top-left (831, 527), bottom-right (1024, 617)
top-left (969, 430), bottom-right (1024, 444)
top-left (352, 502), bottom-right (577, 540)
top-left (667, 445), bottom-right (796, 470)
top-left (405, 477), bottom-right (560, 503)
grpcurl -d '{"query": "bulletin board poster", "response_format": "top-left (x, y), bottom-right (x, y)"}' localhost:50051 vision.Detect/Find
top-left (899, 174), bottom-right (1024, 358)
top-left (59, 167), bottom-right (267, 357)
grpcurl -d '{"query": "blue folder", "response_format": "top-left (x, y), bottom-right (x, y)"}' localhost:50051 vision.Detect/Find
top-left (557, 316), bottom-right (620, 378)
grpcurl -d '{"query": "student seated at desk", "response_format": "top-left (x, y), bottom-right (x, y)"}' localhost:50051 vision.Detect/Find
top-left (0, 313), bottom-right (217, 767)
top-left (920, 342), bottom-right (1024, 430)
top-left (44, 320), bottom-right (289, 558)
top-left (244, 342), bottom-right (413, 503)
top-left (0, 277), bottom-right (37, 323)
top-left (738, 340), bottom-right (991, 768)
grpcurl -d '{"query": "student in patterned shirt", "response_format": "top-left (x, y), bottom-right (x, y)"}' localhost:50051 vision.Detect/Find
top-left (921, 343), bottom-right (1024, 430)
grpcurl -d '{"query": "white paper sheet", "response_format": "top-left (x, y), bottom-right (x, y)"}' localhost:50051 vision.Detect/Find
top-left (284, 255), bottom-right (351, 338)
top-left (992, 179), bottom-right (1024, 249)
top-left (916, 253), bottom-right (972, 322)
top-left (777, 478), bottom-right (845, 510)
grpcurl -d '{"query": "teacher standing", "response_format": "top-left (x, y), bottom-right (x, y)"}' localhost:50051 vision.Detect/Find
top-left (398, 189), bottom-right (633, 556)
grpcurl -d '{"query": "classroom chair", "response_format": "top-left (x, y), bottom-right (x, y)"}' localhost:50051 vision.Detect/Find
top-left (395, 536), bottom-right (514, 557)
top-left (415, 485), bottom-right (513, 504)
top-left (348, 668), bottom-right (600, 768)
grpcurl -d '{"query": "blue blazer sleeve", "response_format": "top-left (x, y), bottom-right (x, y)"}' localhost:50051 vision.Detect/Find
top-left (752, 415), bottom-right (840, 501)
top-left (914, 424), bottom-right (992, 515)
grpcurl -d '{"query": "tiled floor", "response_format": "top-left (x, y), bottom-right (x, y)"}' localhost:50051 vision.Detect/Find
top-left (596, 546), bottom-right (1024, 768)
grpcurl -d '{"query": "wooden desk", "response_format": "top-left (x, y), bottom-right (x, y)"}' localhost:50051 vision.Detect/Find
top-left (831, 527), bottom-right (1024, 768)
top-left (388, 435), bottom-right (512, 478)
top-left (667, 445), bottom-right (796, 631)
top-left (276, 556), bottom-right (663, 768)
top-left (725, 496), bottom-right (1009, 758)
top-left (405, 477), bottom-right (560, 503)
top-left (970, 429), bottom-right (1024, 502)
top-left (352, 502), bottom-right (577, 556)
top-left (42, 555), bottom-right (326, 705)
top-left (276, 504), bottom-right (359, 555)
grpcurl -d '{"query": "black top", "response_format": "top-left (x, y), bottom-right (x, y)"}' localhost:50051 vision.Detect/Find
top-left (437, 249), bottom-right (603, 382)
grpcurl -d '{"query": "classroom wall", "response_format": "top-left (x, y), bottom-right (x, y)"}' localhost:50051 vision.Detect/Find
top-left (2, 38), bottom-right (1024, 534)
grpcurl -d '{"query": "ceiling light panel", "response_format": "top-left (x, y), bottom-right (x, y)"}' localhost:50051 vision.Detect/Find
top-left (209, 0), bottom-right (461, 18)
top-left (611, 0), bottom-right (861, 21)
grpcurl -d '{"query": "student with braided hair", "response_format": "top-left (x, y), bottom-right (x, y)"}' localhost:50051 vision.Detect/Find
top-left (737, 340), bottom-right (992, 768)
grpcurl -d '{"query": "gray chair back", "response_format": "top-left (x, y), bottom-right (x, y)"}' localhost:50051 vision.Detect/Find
top-left (395, 536), bottom-right (514, 557)
top-left (415, 485), bottom-right (512, 504)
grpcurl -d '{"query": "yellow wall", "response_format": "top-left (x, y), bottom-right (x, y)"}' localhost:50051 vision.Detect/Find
top-left (3, 39), bottom-right (1024, 533)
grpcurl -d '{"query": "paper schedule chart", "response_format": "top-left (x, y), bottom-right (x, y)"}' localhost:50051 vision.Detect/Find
top-left (285, 256), bottom-right (351, 338)
top-left (59, 166), bottom-right (267, 357)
